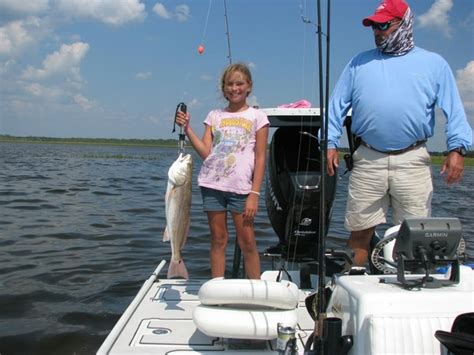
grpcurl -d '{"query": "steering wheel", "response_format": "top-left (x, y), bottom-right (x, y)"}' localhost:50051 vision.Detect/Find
top-left (370, 236), bottom-right (398, 274)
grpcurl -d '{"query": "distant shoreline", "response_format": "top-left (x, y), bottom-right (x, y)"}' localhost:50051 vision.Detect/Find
top-left (1, 134), bottom-right (472, 166)
top-left (0, 134), bottom-right (177, 148)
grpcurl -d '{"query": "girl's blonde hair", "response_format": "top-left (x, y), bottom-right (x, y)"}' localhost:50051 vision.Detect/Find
top-left (220, 63), bottom-right (253, 99)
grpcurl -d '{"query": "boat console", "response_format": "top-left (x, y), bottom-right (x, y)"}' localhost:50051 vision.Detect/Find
top-left (325, 217), bottom-right (472, 355)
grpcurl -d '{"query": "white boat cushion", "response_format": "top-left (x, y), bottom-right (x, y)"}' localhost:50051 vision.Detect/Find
top-left (193, 304), bottom-right (298, 340)
top-left (198, 278), bottom-right (299, 310)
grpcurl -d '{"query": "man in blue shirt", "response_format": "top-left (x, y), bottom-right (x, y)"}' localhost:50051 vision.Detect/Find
top-left (327, 0), bottom-right (472, 266)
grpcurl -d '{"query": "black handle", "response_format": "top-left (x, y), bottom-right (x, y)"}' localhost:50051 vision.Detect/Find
top-left (172, 102), bottom-right (187, 133)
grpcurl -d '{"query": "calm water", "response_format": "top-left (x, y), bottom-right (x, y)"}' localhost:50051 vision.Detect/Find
top-left (0, 142), bottom-right (472, 355)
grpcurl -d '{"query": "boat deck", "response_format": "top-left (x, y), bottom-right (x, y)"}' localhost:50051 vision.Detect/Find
top-left (98, 269), bottom-right (317, 354)
top-left (98, 261), bottom-right (474, 355)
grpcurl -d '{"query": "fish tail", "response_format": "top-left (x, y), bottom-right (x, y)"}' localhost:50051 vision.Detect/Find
top-left (167, 259), bottom-right (189, 279)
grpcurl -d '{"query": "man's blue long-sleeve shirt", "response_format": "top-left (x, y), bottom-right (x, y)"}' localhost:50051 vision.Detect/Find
top-left (328, 47), bottom-right (472, 151)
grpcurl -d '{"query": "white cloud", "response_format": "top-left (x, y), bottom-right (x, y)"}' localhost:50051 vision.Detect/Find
top-left (20, 83), bottom-right (101, 116)
top-left (188, 98), bottom-right (199, 108)
top-left (0, 58), bottom-right (14, 74)
top-left (135, 71), bottom-right (152, 80)
top-left (175, 5), bottom-right (190, 22)
top-left (247, 95), bottom-right (259, 108)
top-left (459, 10), bottom-right (474, 29)
top-left (0, 17), bottom-right (45, 56)
top-left (153, 3), bottom-right (171, 19)
top-left (24, 82), bottom-right (62, 99)
top-left (417, 0), bottom-right (453, 38)
top-left (456, 60), bottom-right (474, 124)
top-left (0, 0), bottom-right (49, 15)
top-left (73, 94), bottom-right (99, 111)
top-left (55, 0), bottom-right (146, 26)
top-left (22, 42), bottom-right (89, 82)
top-left (146, 114), bottom-right (162, 125)
top-left (153, 3), bottom-right (190, 22)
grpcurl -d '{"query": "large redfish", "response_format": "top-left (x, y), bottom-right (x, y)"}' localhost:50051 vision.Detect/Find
top-left (163, 153), bottom-right (192, 279)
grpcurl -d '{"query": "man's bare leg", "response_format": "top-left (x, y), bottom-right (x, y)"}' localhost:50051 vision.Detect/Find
top-left (348, 227), bottom-right (376, 266)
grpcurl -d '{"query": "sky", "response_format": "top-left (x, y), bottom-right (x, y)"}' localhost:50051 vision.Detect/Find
top-left (0, 0), bottom-right (473, 151)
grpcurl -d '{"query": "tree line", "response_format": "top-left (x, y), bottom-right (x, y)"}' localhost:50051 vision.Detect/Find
top-left (0, 134), bottom-right (178, 147)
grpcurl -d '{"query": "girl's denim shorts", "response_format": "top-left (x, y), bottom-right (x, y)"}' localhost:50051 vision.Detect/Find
top-left (201, 187), bottom-right (247, 213)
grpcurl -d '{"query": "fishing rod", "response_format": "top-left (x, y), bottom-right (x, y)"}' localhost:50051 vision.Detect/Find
top-left (313, 0), bottom-right (331, 353)
top-left (198, 0), bottom-right (232, 65)
top-left (221, 0), bottom-right (242, 278)
top-left (223, 0), bottom-right (232, 64)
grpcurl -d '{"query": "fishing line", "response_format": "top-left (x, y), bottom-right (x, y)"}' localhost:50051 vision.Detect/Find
top-left (300, 0), bottom-right (328, 105)
top-left (299, 0), bottom-right (312, 25)
top-left (285, 0), bottom-right (322, 265)
top-left (198, 0), bottom-right (213, 54)
top-left (286, 2), bottom-right (313, 264)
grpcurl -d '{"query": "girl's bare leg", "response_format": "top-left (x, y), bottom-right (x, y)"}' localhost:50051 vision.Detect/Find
top-left (232, 212), bottom-right (260, 279)
top-left (207, 211), bottom-right (228, 278)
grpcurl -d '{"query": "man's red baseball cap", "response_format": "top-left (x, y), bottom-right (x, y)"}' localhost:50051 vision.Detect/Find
top-left (363, 0), bottom-right (409, 26)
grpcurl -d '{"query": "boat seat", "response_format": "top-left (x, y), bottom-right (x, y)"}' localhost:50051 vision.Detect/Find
top-left (193, 278), bottom-right (299, 340)
top-left (193, 305), bottom-right (298, 340)
top-left (435, 312), bottom-right (474, 354)
top-left (197, 278), bottom-right (299, 309)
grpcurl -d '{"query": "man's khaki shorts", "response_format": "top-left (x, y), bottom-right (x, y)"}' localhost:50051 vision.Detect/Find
top-left (345, 144), bottom-right (433, 231)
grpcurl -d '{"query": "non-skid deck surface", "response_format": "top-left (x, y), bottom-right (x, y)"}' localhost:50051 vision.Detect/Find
top-left (105, 279), bottom-right (315, 354)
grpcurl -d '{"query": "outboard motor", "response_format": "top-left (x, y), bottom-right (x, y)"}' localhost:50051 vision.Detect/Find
top-left (265, 124), bottom-right (337, 262)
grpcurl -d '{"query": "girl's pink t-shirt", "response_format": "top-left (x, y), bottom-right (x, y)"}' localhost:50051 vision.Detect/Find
top-left (198, 107), bottom-right (269, 194)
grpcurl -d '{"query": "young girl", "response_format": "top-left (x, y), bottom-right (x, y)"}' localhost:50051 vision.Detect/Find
top-left (176, 63), bottom-right (269, 279)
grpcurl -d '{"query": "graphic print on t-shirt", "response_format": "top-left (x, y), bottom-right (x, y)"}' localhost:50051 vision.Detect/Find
top-left (200, 116), bottom-right (253, 182)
